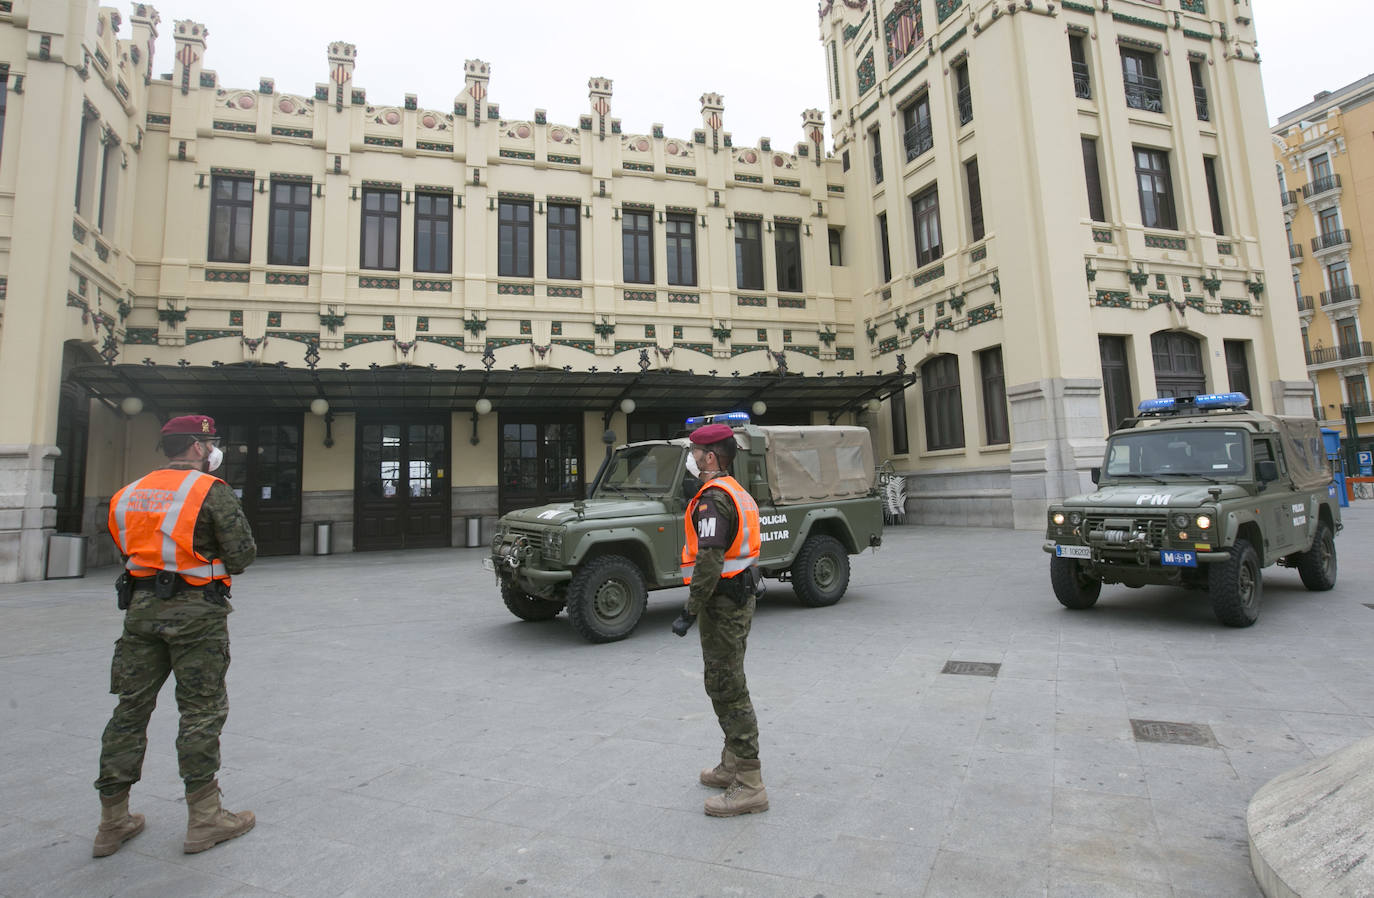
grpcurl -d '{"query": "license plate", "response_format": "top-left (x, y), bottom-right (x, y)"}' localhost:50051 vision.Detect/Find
top-left (1055, 545), bottom-right (1091, 559)
top-left (1160, 550), bottom-right (1197, 567)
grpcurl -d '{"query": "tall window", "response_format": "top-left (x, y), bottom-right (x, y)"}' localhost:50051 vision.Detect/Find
top-left (1190, 60), bottom-right (1210, 121)
top-left (666, 213), bottom-right (696, 286)
top-left (1082, 137), bottom-right (1107, 223)
top-left (775, 223), bottom-right (802, 293)
top-left (268, 180), bottom-right (311, 266)
top-left (902, 93), bottom-right (933, 161)
top-left (891, 384), bottom-right (909, 455)
top-left (0, 71), bottom-right (7, 165)
top-left (1328, 262), bottom-right (1351, 291)
top-left (498, 199), bottom-right (532, 278)
top-left (734, 217), bottom-right (763, 290)
top-left (922, 354), bottom-right (964, 451)
top-left (622, 210), bottom-right (653, 284)
top-left (870, 126), bottom-right (883, 184)
top-left (414, 192), bottom-right (452, 273)
top-left (1121, 49), bottom-right (1163, 113)
top-left (208, 175), bottom-right (254, 263)
top-left (1318, 207), bottom-right (1341, 239)
top-left (828, 227), bottom-right (844, 266)
top-left (547, 202), bottom-right (580, 280)
top-left (1099, 336), bottom-right (1134, 432)
top-left (911, 184), bottom-right (942, 268)
top-left (1069, 34), bottom-right (1091, 99)
top-left (1203, 156), bottom-right (1225, 235)
top-left (965, 157), bottom-right (985, 242)
top-left (361, 188), bottom-right (400, 270)
top-left (1224, 340), bottom-right (1252, 406)
top-left (1347, 375), bottom-right (1370, 414)
top-left (74, 112), bottom-right (99, 216)
top-left (97, 141), bottom-right (119, 232)
top-left (1134, 146), bottom-right (1177, 230)
top-left (878, 213), bottom-right (892, 283)
top-left (1310, 153), bottom-right (1333, 183)
top-left (954, 61), bottom-right (973, 125)
top-left (978, 347), bottom-right (1009, 445)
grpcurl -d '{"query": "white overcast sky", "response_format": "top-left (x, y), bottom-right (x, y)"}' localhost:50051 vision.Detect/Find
top-left (132, 0), bottom-right (1368, 146)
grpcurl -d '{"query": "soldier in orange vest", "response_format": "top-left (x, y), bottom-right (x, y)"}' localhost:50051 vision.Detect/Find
top-left (94, 415), bottom-right (257, 857)
top-left (674, 422), bottom-right (768, 816)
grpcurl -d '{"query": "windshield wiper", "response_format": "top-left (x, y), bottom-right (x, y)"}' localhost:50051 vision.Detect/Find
top-left (1112, 473), bottom-right (1169, 484)
top-left (1169, 472), bottom-right (1224, 484)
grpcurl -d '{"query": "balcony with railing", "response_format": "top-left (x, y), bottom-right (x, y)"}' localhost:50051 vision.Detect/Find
top-left (904, 120), bottom-right (933, 162)
top-left (1347, 401), bottom-right (1374, 419)
top-left (957, 86), bottom-right (973, 126)
top-left (1306, 342), bottom-right (1374, 366)
top-left (1311, 229), bottom-right (1352, 254)
top-left (1194, 85), bottom-right (1210, 121)
top-left (1302, 174), bottom-right (1342, 200)
top-left (1124, 74), bottom-right (1164, 113)
top-left (1320, 284), bottom-right (1361, 308)
top-left (1297, 295), bottom-right (1315, 313)
top-left (1289, 243), bottom-right (1303, 261)
top-left (1281, 190), bottom-right (1298, 211)
top-left (1073, 62), bottom-right (1091, 99)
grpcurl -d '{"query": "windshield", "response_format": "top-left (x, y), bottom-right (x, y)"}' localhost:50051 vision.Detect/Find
top-left (1104, 428), bottom-right (1249, 478)
top-left (595, 444), bottom-right (686, 497)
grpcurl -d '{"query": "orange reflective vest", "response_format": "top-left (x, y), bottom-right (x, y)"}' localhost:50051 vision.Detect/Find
top-left (681, 475), bottom-right (761, 584)
top-left (108, 468), bottom-right (231, 587)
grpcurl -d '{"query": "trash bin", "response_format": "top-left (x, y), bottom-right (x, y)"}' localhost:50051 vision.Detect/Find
top-left (313, 521), bottom-right (333, 556)
top-left (465, 516), bottom-right (482, 548)
top-left (46, 533), bottom-right (88, 579)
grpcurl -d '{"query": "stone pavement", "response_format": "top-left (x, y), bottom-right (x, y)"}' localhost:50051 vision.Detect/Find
top-left (2, 507), bottom-right (1373, 898)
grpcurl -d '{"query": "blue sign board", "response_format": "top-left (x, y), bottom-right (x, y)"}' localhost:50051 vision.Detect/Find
top-left (1359, 450), bottom-right (1372, 476)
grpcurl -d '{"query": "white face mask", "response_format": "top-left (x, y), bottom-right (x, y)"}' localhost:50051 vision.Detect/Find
top-left (206, 445), bottom-right (224, 473)
top-left (685, 452), bottom-right (701, 478)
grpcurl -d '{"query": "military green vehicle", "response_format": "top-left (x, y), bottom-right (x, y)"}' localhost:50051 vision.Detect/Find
top-left (487, 415), bottom-right (884, 642)
top-left (1044, 392), bottom-right (1341, 627)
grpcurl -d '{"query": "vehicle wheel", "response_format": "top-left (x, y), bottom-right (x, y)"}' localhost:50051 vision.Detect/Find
top-left (1050, 556), bottom-right (1101, 609)
top-left (566, 555), bottom-right (647, 643)
top-left (501, 578), bottom-right (564, 621)
top-left (1209, 538), bottom-right (1261, 627)
top-left (791, 534), bottom-right (850, 607)
top-left (1295, 522), bottom-right (1337, 591)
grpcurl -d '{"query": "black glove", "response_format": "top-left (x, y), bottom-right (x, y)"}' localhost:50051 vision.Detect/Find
top-left (671, 610), bottom-right (697, 637)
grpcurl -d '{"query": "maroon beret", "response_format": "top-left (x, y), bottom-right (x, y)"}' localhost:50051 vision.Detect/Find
top-left (161, 415), bottom-right (217, 437)
top-left (689, 423), bottom-right (735, 445)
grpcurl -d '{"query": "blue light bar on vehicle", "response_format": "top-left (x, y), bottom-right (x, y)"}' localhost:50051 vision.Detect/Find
top-left (685, 411), bottom-right (751, 428)
top-left (1194, 392), bottom-right (1250, 410)
top-left (1138, 398), bottom-right (1177, 413)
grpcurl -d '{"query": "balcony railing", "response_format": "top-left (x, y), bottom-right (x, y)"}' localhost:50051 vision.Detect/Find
top-left (1346, 401), bottom-right (1374, 419)
top-left (957, 86), bottom-right (974, 125)
top-left (1072, 62), bottom-right (1091, 99)
top-left (1302, 174), bottom-right (1341, 199)
top-left (1320, 284), bottom-right (1361, 306)
top-left (1297, 295), bottom-right (1315, 313)
top-left (1194, 86), bottom-right (1210, 121)
top-left (1307, 342), bottom-right (1373, 365)
top-left (1311, 229), bottom-right (1352, 252)
top-left (1281, 190), bottom-right (1298, 207)
top-left (1124, 74), bottom-right (1164, 113)
top-left (1289, 244), bottom-right (1303, 260)
top-left (903, 120), bottom-right (933, 162)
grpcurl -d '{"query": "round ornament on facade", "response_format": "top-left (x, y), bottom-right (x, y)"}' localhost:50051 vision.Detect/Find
top-left (385, 110), bottom-right (399, 124)
top-left (422, 114), bottom-right (436, 129)
top-left (237, 94), bottom-right (254, 109)
top-left (636, 138), bottom-right (649, 151)
top-left (551, 128), bottom-right (565, 142)
top-left (516, 124), bottom-right (531, 138)
top-left (278, 98), bottom-right (294, 113)
top-left (743, 150), bottom-right (757, 164)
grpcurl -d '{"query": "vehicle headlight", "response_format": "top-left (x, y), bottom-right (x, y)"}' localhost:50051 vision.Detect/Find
top-left (1052, 512), bottom-right (1065, 526)
top-left (1195, 515), bottom-right (1212, 530)
top-left (542, 529), bottom-right (563, 557)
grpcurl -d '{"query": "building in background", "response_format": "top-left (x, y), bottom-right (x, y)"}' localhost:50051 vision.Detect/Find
top-left (0, 0), bottom-right (1307, 581)
top-left (1272, 73), bottom-right (1374, 468)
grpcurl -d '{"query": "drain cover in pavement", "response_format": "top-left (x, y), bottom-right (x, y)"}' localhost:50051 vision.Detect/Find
top-left (941, 660), bottom-right (1001, 677)
top-left (1130, 718), bottom-right (1218, 748)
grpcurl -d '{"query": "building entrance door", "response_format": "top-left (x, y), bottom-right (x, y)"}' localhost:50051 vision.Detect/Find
top-left (1151, 331), bottom-right (1206, 398)
top-left (217, 416), bottom-right (302, 556)
top-left (498, 414), bottom-right (584, 515)
top-left (354, 416), bottom-right (451, 550)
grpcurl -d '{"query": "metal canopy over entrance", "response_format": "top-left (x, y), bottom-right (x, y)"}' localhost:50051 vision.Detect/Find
top-left (71, 364), bottom-right (918, 421)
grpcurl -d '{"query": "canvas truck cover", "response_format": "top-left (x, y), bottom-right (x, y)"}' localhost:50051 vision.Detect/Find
top-left (1273, 416), bottom-right (1332, 491)
top-left (757, 426), bottom-right (876, 503)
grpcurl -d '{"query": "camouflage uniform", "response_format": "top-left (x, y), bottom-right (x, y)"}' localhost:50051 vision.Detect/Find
top-left (96, 465), bottom-right (256, 796)
top-left (687, 488), bottom-right (760, 761)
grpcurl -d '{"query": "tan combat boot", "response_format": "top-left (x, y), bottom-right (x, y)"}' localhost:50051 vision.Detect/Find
top-left (699, 748), bottom-right (737, 788)
top-left (183, 780), bottom-right (255, 854)
top-left (92, 790), bottom-right (145, 857)
top-left (704, 757), bottom-right (769, 817)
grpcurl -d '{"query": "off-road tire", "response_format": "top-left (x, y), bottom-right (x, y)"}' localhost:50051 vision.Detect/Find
top-left (1050, 556), bottom-right (1101, 609)
top-left (1295, 521), bottom-right (1337, 592)
top-left (566, 555), bottom-right (648, 643)
top-left (791, 534), bottom-right (850, 607)
top-left (500, 578), bottom-right (564, 621)
top-left (1209, 538), bottom-right (1261, 627)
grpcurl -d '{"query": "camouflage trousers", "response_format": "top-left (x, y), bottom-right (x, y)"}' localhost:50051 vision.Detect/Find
top-left (698, 590), bottom-right (759, 760)
top-left (95, 591), bottom-right (231, 796)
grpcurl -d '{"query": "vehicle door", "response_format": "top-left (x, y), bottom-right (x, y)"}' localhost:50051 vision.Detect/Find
top-left (1253, 436), bottom-right (1304, 557)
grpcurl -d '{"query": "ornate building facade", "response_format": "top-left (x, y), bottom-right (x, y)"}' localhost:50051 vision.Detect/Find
top-left (0, 0), bottom-right (1306, 581)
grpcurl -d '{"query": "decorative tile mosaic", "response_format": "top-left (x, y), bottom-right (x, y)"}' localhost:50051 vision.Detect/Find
top-left (498, 283), bottom-right (535, 296)
top-left (206, 269), bottom-right (250, 283)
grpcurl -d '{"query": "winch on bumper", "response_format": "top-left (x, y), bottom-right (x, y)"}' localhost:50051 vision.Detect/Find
top-left (485, 528), bottom-right (572, 596)
top-left (1043, 511), bottom-right (1228, 583)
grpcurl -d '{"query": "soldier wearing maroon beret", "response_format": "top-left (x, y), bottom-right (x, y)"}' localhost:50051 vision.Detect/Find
top-left (94, 414), bottom-right (257, 858)
top-left (675, 420), bottom-right (769, 816)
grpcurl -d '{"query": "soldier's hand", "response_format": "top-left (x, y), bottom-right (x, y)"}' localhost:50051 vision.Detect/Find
top-left (671, 610), bottom-right (697, 637)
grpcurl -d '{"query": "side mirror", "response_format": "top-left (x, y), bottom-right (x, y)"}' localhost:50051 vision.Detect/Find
top-left (1256, 460), bottom-right (1279, 483)
top-left (1090, 467), bottom-right (1101, 485)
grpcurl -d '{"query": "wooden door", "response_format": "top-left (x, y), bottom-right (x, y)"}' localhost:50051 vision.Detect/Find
top-left (355, 416), bottom-right (451, 550)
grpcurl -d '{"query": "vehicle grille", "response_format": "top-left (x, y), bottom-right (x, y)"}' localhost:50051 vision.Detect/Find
top-left (1084, 515), bottom-right (1168, 549)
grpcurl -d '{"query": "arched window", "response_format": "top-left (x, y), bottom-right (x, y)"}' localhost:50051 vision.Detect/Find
top-left (922, 354), bottom-right (964, 450)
